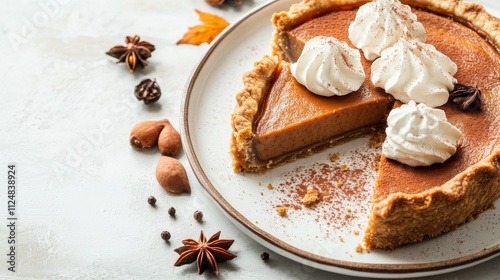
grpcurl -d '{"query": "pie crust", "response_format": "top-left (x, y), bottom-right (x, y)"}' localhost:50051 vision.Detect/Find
top-left (230, 54), bottom-right (279, 173)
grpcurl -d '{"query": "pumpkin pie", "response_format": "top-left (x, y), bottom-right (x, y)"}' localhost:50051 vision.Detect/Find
top-left (230, 0), bottom-right (500, 249)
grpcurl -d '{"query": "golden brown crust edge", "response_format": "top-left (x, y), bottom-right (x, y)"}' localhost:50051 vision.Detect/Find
top-left (271, 0), bottom-right (500, 60)
top-left (364, 145), bottom-right (500, 249)
top-left (230, 55), bottom-right (278, 173)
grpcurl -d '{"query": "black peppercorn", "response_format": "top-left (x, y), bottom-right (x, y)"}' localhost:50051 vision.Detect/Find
top-left (147, 196), bottom-right (156, 206)
top-left (135, 78), bottom-right (161, 104)
top-left (261, 252), bottom-right (270, 261)
top-left (168, 207), bottom-right (176, 217)
top-left (161, 231), bottom-right (171, 241)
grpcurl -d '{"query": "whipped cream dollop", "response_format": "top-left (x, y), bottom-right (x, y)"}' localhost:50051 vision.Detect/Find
top-left (291, 36), bottom-right (365, 97)
top-left (371, 38), bottom-right (457, 107)
top-left (348, 0), bottom-right (426, 61)
top-left (382, 101), bottom-right (462, 167)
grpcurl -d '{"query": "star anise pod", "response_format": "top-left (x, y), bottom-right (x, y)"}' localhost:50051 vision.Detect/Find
top-left (449, 83), bottom-right (481, 112)
top-left (174, 231), bottom-right (236, 275)
top-left (134, 78), bottom-right (161, 104)
top-left (106, 35), bottom-right (155, 73)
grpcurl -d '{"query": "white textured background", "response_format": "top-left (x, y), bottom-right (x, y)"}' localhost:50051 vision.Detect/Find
top-left (1, 0), bottom-right (499, 279)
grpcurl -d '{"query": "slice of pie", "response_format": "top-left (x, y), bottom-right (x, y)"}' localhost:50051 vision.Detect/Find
top-left (230, 0), bottom-right (500, 249)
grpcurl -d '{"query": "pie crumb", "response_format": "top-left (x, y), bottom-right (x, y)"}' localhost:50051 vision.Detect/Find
top-left (302, 189), bottom-right (320, 206)
top-left (369, 129), bottom-right (386, 148)
top-left (355, 244), bottom-right (364, 253)
top-left (372, 154), bottom-right (382, 170)
top-left (276, 206), bottom-right (287, 217)
top-left (329, 153), bottom-right (339, 162)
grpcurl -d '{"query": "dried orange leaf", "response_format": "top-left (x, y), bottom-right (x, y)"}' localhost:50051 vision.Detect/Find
top-left (177, 9), bottom-right (229, 45)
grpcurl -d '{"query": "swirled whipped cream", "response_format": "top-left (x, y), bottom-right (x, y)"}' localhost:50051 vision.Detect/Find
top-left (291, 36), bottom-right (365, 97)
top-left (348, 0), bottom-right (426, 61)
top-left (382, 101), bottom-right (462, 167)
top-left (371, 38), bottom-right (457, 107)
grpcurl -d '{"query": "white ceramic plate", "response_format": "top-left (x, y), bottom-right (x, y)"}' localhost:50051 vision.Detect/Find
top-left (181, 0), bottom-right (500, 278)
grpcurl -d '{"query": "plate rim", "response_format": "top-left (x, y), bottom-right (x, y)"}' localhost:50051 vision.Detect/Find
top-left (180, 0), bottom-right (500, 276)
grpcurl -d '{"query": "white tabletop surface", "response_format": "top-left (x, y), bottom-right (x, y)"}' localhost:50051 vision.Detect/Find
top-left (1, 0), bottom-right (499, 279)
